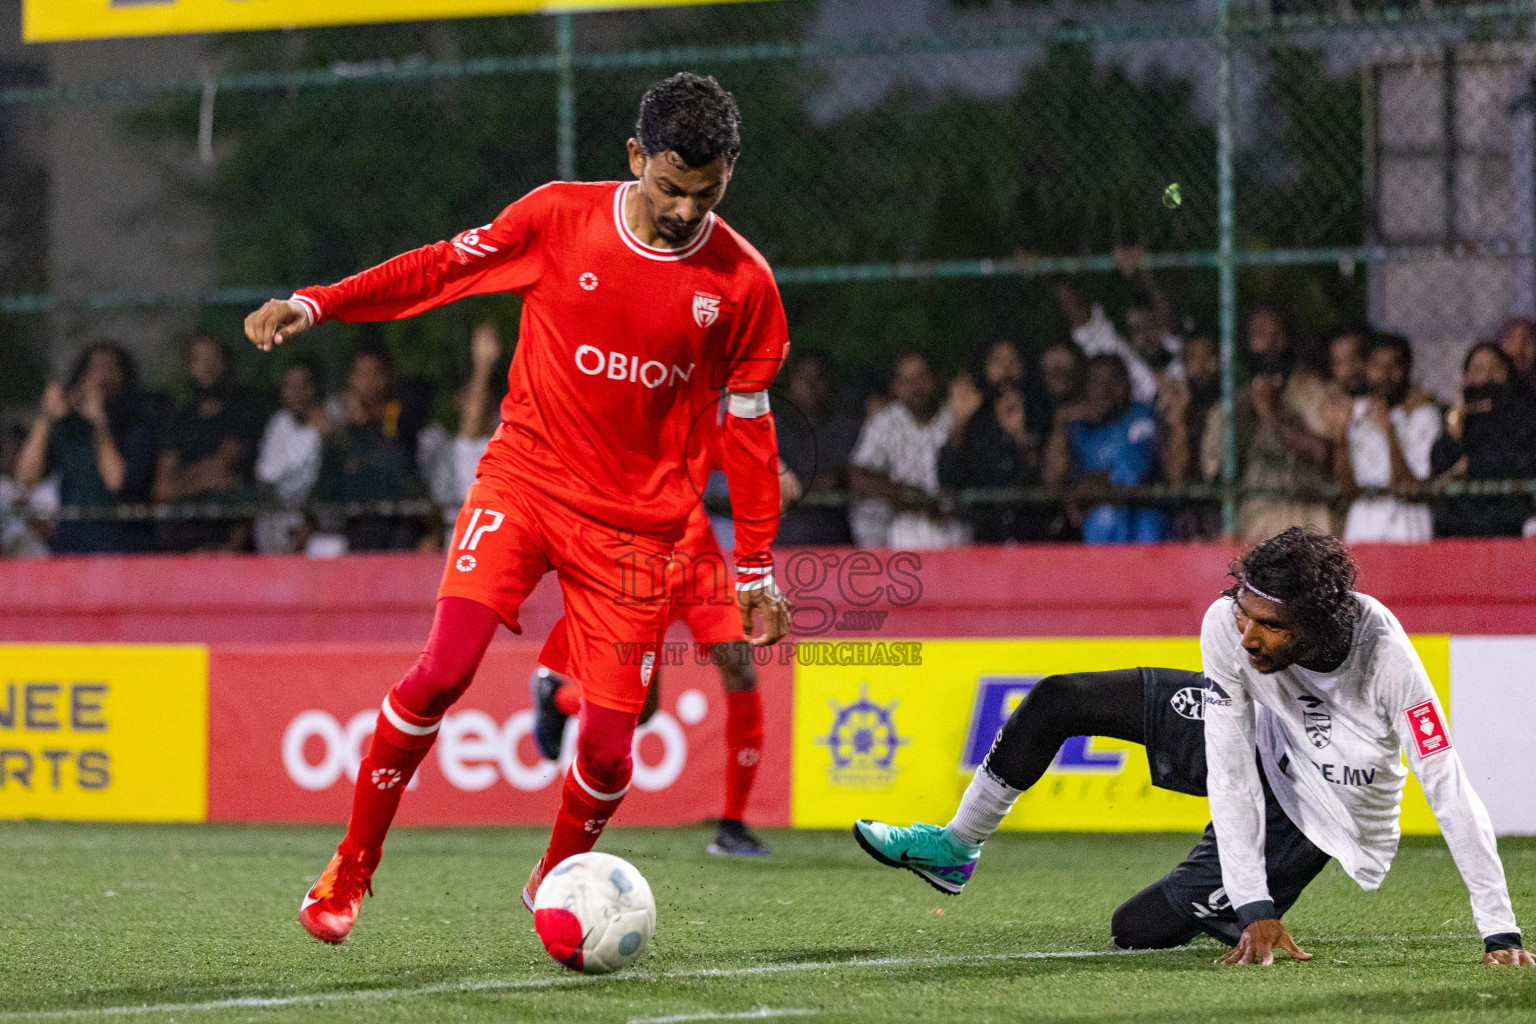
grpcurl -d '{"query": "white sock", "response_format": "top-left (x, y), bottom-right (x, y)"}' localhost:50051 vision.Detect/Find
top-left (944, 767), bottom-right (1022, 847)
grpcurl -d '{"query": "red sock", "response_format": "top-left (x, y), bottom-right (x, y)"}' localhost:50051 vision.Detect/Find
top-left (722, 688), bottom-right (763, 822)
top-left (340, 597), bottom-right (499, 856)
top-left (541, 702), bottom-right (638, 869)
top-left (553, 681), bottom-right (582, 717)
top-left (342, 687), bottom-right (441, 854)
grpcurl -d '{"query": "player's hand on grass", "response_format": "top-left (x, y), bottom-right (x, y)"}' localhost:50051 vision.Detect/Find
top-left (738, 578), bottom-right (790, 647)
top-left (1217, 919), bottom-right (1312, 966)
top-left (1482, 948), bottom-right (1536, 966)
top-left (245, 299), bottom-right (312, 352)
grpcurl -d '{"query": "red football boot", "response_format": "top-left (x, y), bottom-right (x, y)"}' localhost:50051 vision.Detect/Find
top-left (300, 846), bottom-right (380, 944)
top-left (522, 856), bottom-right (548, 913)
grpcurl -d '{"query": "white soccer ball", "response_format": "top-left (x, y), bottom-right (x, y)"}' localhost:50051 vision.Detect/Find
top-left (532, 852), bottom-right (656, 974)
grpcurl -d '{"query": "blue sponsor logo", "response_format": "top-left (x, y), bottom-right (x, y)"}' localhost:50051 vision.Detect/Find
top-left (961, 677), bottom-right (1127, 772)
top-left (818, 683), bottom-right (911, 786)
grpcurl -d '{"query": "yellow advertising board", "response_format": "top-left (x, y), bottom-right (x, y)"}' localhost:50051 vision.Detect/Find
top-left (24, 0), bottom-right (774, 43)
top-left (792, 636), bottom-right (1451, 836)
top-left (0, 645), bottom-right (208, 822)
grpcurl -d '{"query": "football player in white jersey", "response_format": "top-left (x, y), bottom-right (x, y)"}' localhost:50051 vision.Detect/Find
top-left (854, 528), bottom-right (1533, 967)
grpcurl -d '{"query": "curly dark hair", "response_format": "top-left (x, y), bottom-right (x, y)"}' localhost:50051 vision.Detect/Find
top-left (635, 72), bottom-right (742, 168)
top-left (1223, 527), bottom-right (1360, 667)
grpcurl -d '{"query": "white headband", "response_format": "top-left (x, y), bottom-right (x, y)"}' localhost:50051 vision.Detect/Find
top-left (1241, 575), bottom-right (1286, 605)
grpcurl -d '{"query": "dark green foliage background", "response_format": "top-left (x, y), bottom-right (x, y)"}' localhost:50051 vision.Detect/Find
top-left (120, 1), bottom-right (1370, 407)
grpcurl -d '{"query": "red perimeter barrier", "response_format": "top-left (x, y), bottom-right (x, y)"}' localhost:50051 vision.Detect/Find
top-left (0, 539), bottom-right (1533, 642)
top-left (3, 540), bottom-right (1532, 828)
top-left (207, 644), bottom-right (793, 826)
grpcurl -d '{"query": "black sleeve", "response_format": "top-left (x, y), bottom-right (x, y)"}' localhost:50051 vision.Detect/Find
top-left (312, 435), bottom-right (345, 502)
top-left (937, 441), bottom-right (965, 490)
top-left (116, 418), bottom-right (159, 501)
top-left (1485, 932), bottom-right (1523, 953)
top-left (1428, 431), bottom-right (1462, 478)
top-left (1236, 900), bottom-right (1279, 928)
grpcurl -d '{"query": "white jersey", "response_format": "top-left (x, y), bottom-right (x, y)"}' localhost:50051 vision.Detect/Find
top-left (1201, 593), bottom-right (1518, 939)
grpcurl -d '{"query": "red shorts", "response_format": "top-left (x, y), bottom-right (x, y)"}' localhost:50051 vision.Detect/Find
top-left (538, 505), bottom-right (743, 681)
top-left (439, 473), bottom-right (672, 715)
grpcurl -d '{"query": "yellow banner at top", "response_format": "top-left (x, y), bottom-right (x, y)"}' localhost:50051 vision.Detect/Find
top-left (24, 0), bottom-right (774, 43)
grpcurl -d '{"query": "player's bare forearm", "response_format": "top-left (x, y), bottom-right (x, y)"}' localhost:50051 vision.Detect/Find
top-left (1216, 919), bottom-right (1312, 966)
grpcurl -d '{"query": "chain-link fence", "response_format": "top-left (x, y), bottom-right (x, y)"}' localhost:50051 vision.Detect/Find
top-left (1, 0), bottom-right (1534, 547)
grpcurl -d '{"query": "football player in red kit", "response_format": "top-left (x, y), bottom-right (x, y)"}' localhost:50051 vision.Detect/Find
top-left (532, 499), bottom-right (772, 858)
top-left (243, 73), bottom-right (791, 945)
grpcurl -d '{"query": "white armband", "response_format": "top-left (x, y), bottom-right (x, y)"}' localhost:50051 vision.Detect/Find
top-left (288, 294), bottom-right (319, 329)
top-left (727, 390), bottom-right (770, 419)
top-left (737, 573), bottom-right (775, 593)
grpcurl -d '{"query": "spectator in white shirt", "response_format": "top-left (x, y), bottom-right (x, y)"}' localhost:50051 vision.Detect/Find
top-left (1048, 250), bottom-right (1183, 406)
top-left (1334, 333), bottom-right (1442, 543)
top-left (0, 422), bottom-right (55, 558)
top-left (254, 359), bottom-right (329, 554)
top-left (849, 350), bottom-right (970, 549)
top-left (430, 323), bottom-right (505, 526)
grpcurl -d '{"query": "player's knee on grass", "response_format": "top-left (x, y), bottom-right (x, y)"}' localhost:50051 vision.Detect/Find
top-left (715, 642), bottom-right (757, 692)
top-left (1110, 883), bottom-right (1202, 950)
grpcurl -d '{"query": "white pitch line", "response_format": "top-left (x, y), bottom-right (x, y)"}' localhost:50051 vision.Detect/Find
top-left (629, 1009), bottom-right (820, 1024)
top-left (0, 946), bottom-right (1175, 1021)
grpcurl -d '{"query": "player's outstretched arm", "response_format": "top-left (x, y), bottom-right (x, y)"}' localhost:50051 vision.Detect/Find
top-left (1217, 919), bottom-right (1312, 967)
top-left (248, 190), bottom-right (545, 343)
top-left (244, 298), bottom-right (312, 353)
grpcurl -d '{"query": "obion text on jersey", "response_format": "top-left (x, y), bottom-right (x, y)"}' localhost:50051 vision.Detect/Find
top-left (574, 345), bottom-right (695, 389)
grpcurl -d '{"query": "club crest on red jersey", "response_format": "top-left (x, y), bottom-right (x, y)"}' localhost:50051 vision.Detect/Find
top-left (693, 292), bottom-right (722, 328)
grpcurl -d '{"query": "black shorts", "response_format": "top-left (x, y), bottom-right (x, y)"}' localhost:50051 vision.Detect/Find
top-left (1139, 667), bottom-right (1332, 946)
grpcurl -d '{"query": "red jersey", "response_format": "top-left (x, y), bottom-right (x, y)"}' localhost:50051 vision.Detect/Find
top-left (294, 182), bottom-right (787, 557)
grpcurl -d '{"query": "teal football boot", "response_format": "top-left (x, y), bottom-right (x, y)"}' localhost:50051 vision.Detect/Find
top-left (852, 819), bottom-right (980, 895)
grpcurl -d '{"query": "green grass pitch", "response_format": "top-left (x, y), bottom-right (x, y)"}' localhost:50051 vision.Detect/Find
top-left (3, 823), bottom-right (1535, 1023)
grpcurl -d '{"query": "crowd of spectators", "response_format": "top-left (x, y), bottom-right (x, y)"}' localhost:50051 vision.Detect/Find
top-left (779, 259), bottom-right (1536, 549)
top-left (5, 271), bottom-right (1536, 556)
top-left (0, 326), bottom-right (508, 557)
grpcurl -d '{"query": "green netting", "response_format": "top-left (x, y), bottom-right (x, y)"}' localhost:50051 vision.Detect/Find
top-left (0, 0), bottom-right (1531, 438)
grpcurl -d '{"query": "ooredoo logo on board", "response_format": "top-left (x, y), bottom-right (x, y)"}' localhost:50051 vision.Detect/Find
top-left (205, 646), bottom-right (791, 827)
top-left (279, 690), bottom-right (706, 795)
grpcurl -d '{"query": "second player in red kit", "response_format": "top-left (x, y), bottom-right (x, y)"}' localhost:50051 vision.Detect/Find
top-left (533, 486), bottom-right (774, 857)
top-left (243, 73), bottom-right (792, 945)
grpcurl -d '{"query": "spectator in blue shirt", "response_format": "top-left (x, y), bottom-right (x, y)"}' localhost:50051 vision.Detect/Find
top-left (1042, 353), bottom-right (1170, 544)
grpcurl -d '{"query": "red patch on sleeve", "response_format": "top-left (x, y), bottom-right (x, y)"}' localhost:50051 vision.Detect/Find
top-left (1405, 699), bottom-right (1452, 759)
